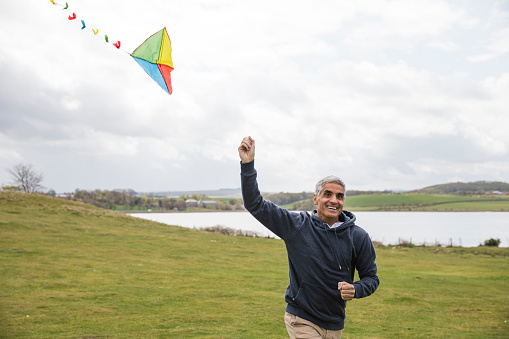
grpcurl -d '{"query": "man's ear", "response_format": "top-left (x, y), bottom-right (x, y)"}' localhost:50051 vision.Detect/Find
top-left (312, 194), bottom-right (318, 205)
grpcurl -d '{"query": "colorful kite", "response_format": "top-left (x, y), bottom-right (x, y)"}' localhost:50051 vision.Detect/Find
top-left (49, 0), bottom-right (174, 95)
top-left (131, 28), bottom-right (174, 95)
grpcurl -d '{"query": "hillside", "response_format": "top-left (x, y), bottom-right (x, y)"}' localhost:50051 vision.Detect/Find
top-left (0, 191), bottom-right (288, 337)
top-left (413, 181), bottom-right (509, 194)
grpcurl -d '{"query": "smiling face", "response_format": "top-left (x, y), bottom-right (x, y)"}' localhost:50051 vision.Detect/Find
top-left (313, 182), bottom-right (345, 227)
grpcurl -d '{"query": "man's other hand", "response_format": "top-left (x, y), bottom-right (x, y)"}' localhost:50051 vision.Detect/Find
top-left (338, 282), bottom-right (355, 301)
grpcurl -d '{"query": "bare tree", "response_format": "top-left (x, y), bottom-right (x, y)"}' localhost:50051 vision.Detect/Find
top-left (7, 163), bottom-right (45, 193)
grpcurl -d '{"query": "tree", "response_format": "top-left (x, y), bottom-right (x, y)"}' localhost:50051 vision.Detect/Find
top-left (483, 238), bottom-right (501, 247)
top-left (7, 163), bottom-right (45, 193)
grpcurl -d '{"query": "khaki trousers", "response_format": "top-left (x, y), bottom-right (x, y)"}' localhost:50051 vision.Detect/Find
top-left (285, 312), bottom-right (343, 339)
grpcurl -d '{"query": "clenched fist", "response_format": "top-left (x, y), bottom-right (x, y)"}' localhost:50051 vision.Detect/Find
top-left (338, 281), bottom-right (355, 301)
top-left (238, 136), bottom-right (255, 164)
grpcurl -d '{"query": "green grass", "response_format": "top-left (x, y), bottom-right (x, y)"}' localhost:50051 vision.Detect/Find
top-left (345, 193), bottom-right (509, 211)
top-left (348, 246), bottom-right (509, 338)
top-left (1, 192), bottom-right (508, 338)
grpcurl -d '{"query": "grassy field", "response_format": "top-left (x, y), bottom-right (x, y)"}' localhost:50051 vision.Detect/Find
top-left (1, 191), bottom-right (508, 338)
top-left (283, 193), bottom-right (509, 211)
top-left (346, 193), bottom-right (509, 211)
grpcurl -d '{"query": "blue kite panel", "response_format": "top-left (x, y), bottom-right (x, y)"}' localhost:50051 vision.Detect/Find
top-left (132, 57), bottom-right (169, 94)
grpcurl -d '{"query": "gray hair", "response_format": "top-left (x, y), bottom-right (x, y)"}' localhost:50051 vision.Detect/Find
top-left (315, 175), bottom-right (346, 196)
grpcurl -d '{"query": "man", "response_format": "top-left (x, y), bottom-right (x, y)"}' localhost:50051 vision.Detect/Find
top-left (238, 136), bottom-right (379, 339)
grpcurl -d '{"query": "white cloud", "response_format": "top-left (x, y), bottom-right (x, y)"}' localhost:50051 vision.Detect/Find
top-left (468, 27), bottom-right (509, 62)
top-left (61, 97), bottom-right (82, 111)
top-left (426, 40), bottom-right (460, 52)
top-left (342, 0), bottom-right (476, 52)
top-left (487, 27), bottom-right (509, 55)
top-left (0, 134), bottom-right (23, 165)
top-left (461, 125), bottom-right (507, 155)
top-left (467, 53), bottom-right (497, 63)
top-left (467, 1), bottom-right (509, 62)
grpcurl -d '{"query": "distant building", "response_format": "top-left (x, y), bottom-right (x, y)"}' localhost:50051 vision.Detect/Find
top-left (200, 200), bottom-right (218, 209)
top-left (185, 199), bottom-right (198, 207)
top-left (185, 199), bottom-right (218, 209)
top-left (489, 191), bottom-right (507, 195)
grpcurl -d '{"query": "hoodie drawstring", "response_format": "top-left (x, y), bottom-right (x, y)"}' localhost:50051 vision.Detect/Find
top-left (323, 224), bottom-right (351, 273)
top-left (333, 227), bottom-right (350, 271)
top-left (324, 227), bottom-right (342, 270)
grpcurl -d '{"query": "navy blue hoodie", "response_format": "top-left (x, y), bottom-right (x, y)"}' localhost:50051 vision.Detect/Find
top-left (241, 161), bottom-right (379, 330)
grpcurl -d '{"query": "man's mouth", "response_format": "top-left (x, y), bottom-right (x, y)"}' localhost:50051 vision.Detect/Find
top-left (327, 206), bottom-right (338, 211)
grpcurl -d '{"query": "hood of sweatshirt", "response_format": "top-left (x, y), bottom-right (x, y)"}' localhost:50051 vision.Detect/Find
top-left (311, 209), bottom-right (356, 231)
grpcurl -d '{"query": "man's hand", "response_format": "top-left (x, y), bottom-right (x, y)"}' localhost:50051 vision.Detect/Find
top-left (238, 136), bottom-right (255, 163)
top-left (338, 282), bottom-right (355, 301)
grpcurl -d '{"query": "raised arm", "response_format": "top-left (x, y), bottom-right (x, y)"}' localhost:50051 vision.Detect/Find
top-left (239, 136), bottom-right (305, 240)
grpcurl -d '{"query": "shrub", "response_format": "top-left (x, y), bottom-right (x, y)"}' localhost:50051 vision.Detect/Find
top-left (483, 238), bottom-right (501, 247)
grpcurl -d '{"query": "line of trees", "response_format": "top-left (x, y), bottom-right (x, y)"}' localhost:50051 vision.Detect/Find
top-left (263, 192), bottom-right (313, 206)
top-left (71, 189), bottom-right (245, 211)
top-left (72, 189), bottom-right (189, 211)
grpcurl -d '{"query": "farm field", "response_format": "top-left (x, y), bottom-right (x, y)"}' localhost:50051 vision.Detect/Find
top-left (346, 193), bottom-right (509, 211)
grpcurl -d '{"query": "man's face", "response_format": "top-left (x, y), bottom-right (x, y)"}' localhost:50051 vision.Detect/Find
top-left (313, 182), bottom-right (345, 226)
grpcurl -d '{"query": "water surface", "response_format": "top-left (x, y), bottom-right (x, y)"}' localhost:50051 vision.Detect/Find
top-left (130, 211), bottom-right (509, 247)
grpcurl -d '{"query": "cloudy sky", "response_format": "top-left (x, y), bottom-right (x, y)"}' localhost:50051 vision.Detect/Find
top-left (1, 0), bottom-right (508, 194)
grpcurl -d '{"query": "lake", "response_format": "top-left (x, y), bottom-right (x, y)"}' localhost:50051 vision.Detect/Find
top-left (129, 211), bottom-right (509, 248)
